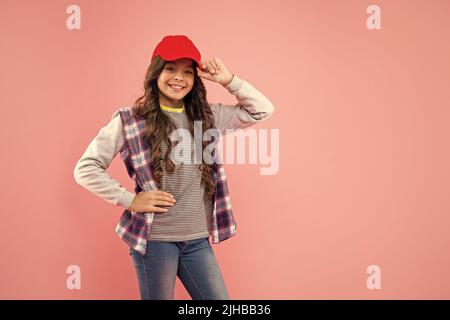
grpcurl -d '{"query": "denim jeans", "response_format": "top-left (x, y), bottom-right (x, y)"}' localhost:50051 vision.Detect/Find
top-left (129, 236), bottom-right (230, 300)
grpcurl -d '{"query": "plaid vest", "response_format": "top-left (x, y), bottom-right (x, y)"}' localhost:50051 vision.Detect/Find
top-left (114, 106), bottom-right (237, 255)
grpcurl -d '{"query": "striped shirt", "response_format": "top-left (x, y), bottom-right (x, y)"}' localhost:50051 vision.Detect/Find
top-left (147, 104), bottom-right (212, 241)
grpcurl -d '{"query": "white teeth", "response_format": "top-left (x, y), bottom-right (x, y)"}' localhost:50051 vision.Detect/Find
top-left (170, 85), bottom-right (183, 89)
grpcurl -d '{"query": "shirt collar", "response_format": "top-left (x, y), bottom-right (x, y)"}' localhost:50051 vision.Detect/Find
top-left (160, 104), bottom-right (185, 113)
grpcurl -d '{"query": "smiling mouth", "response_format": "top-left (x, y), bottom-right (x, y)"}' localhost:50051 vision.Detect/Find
top-left (168, 84), bottom-right (185, 91)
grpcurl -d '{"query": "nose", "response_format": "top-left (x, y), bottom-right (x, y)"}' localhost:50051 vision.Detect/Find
top-left (173, 70), bottom-right (186, 81)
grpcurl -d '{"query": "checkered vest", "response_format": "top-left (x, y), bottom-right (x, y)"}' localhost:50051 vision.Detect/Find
top-left (114, 106), bottom-right (236, 255)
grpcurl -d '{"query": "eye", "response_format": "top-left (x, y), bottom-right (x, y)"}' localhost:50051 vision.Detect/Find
top-left (165, 66), bottom-right (193, 74)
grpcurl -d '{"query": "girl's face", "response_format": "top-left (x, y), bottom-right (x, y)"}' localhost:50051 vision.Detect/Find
top-left (157, 58), bottom-right (195, 108)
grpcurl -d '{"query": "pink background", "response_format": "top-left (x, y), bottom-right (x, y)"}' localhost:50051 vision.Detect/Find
top-left (1, 0), bottom-right (449, 299)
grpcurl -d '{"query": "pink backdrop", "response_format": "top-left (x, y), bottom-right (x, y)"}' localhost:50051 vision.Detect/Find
top-left (1, 0), bottom-right (449, 299)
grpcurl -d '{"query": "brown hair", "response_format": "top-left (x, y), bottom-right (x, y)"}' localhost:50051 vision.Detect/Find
top-left (132, 56), bottom-right (217, 197)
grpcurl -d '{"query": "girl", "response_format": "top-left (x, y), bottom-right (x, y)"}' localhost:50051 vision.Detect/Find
top-left (74, 35), bottom-right (275, 300)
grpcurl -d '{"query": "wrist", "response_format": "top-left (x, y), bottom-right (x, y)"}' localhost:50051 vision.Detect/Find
top-left (221, 73), bottom-right (234, 87)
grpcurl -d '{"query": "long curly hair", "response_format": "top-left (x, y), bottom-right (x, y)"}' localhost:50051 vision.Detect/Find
top-left (131, 56), bottom-right (217, 197)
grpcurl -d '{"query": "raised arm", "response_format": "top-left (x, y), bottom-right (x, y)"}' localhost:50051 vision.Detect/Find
top-left (209, 74), bottom-right (275, 135)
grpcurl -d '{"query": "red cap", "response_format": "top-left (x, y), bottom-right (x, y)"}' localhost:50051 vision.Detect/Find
top-left (151, 35), bottom-right (202, 67)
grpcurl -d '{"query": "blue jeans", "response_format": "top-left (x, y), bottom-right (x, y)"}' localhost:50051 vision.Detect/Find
top-left (129, 236), bottom-right (230, 300)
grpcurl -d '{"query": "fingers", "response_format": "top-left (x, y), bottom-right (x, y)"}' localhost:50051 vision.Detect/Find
top-left (132, 190), bottom-right (177, 213)
top-left (200, 59), bottom-right (220, 74)
top-left (138, 200), bottom-right (175, 213)
top-left (156, 190), bottom-right (174, 198)
top-left (212, 58), bottom-right (221, 71)
top-left (142, 190), bottom-right (176, 204)
top-left (150, 190), bottom-right (174, 199)
top-left (152, 199), bottom-right (176, 207)
top-left (151, 194), bottom-right (175, 203)
top-left (206, 61), bottom-right (217, 74)
top-left (149, 205), bottom-right (169, 213)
